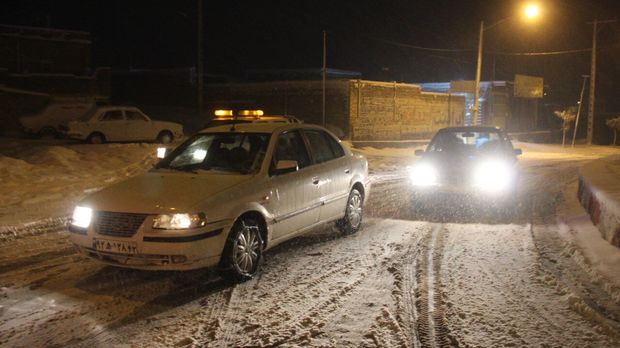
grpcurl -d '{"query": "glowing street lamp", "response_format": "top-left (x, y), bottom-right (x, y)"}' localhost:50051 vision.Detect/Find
top-left (472, 3), bottom-right (542, 125)
top-left (523, 3), bottom-right (541, 20)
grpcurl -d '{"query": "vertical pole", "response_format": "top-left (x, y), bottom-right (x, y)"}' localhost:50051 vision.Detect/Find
top-left (572, 75), bottom-right (588, 147)
top-left (533, 99), bottom-right (539, 130)
top-left (197, 0), bottom-right (204, 119)
top-left (473, 21), bottom-right (484, 126)
top-left (587, 19), bottom-right (597, 145)
top-left (322, 30), bottom-right (327, 127)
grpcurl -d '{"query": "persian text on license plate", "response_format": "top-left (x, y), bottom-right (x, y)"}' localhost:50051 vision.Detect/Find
top-left (93, 239), bottom-right (138, 254)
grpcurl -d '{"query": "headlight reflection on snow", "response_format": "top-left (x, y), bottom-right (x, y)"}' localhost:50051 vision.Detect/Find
top-left (71, 206), bottom-right (92, 228)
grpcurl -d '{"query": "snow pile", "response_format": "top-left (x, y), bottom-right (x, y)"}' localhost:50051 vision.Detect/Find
top-left (578, 155), bottom-right (620, 246)
top-left (0, 138), bottom-right (161, 229)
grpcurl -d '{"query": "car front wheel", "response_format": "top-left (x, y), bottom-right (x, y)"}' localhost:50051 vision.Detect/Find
top-left (337, 188), bottom-right (363, 234)
top-left (157, 131), bottom-right (173, 144)
top-left (219, 218), bottom-right (263, 282)
top-left (87, 132), bottom-right (106, 144)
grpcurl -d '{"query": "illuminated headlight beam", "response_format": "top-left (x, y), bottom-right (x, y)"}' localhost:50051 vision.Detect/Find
top-left (409, 163), bottom-right (438, 186)
top-left (473, 160), bottom-right (514, 193)
top-left (71, 206), bottom-right (92, 228)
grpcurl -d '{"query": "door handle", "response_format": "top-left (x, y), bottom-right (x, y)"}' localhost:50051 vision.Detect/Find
top-left (312, 177), bottom-right (320, 185)
top-left (344, 168), bottom-right (351, 174)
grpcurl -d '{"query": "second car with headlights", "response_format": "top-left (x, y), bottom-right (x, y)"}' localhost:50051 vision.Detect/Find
top-left (409, 126), bottom-right (521, 206)
top-left (68, 122), bottom-right (369, 281)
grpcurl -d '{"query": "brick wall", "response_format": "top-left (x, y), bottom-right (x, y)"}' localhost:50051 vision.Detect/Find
top-left (204, 79), bottom-right (465, 140)
top-left (349, 80), bottom-right (465, 140)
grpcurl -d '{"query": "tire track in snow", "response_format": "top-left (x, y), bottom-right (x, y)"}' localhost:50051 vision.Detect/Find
top-left (413, 224), bottom-right (454, 348)
top-left (385, 223), bottom-right (455, 348)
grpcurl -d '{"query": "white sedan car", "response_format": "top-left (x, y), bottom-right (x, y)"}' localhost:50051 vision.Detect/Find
top-left (69, 123), bottom-right (370, 281)
top-left (65, 106), bottom-right (184, 144)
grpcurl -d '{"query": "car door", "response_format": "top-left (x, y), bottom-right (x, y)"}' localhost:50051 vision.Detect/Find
top-left (97, 110), bottom-right (126, 141)
top-left (125, 109), bottom-right (152, 141)
top-left (269, 130), bottom-right (322, 241)
top-left (302, 129), bottom-right (351, 222)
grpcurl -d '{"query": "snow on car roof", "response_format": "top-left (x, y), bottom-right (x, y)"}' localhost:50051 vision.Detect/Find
top-left (438, 126), bottom-right (502, 133)
top-left (91, 105), bottom-right (141, 112)
top-left (198, 122), bottom-right (323, 134)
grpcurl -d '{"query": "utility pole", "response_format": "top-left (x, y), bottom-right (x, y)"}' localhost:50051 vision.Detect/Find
top-left (586, 19), bottom-right (616, 145)
top-left (322, 30), bottom-right (327, 127)
top-left (473, 21), bottom-right (484, 125)
top-left (586, 19), bottom-right (597, 145)
top-left (572, 75), bottom-right (589, 147)
top-left (197, 0), bottom-right (204, 119)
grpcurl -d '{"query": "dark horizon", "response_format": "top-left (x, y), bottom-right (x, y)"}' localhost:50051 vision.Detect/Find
top-left (2, 0), bottom-right (620, 111)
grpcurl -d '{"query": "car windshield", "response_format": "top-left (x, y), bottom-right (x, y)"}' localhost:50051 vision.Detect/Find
top-left (156, 132), bottom-right (270, 174)
top-left (427, 130), bottom-right (511, 155)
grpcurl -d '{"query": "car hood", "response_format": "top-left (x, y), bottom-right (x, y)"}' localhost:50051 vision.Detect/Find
top-left (81, 170), bottom-right (252, 214)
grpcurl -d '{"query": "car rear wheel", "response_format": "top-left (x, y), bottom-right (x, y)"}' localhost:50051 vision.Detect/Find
top-left (87, 132), bottom-right (106, 144)
top-left (219, 217), bottom-right (263, 282)
top-left (336, 188), bottom-right (363, 234)
top-left (157, 131), bottom-right (173, 144)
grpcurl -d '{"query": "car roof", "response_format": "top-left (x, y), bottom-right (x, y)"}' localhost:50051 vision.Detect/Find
top-left (94, 106), bottom-right (140, 112)
top-left (198, 122), bottom-right (325, 134)
top-left (437, 126), bottom-right (503, 133)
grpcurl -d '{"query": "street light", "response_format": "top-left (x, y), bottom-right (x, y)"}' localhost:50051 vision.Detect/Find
top-left (472, 3), bottom-right (541, 125)
top-left (524, 3), bottom-right (541, 20)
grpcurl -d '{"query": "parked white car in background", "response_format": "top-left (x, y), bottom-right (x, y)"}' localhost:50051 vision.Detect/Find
top-left (68, 122), bottom-right (370, 281)
top-left (19, 100), bottom-right (94, 138)
top-left (65, 106), bottom-right (184, 144)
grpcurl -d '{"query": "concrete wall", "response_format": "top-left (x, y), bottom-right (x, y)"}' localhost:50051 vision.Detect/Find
top-left (206, 80), bottom-right (351, 136)
top-left (0, 25), bottom-right (91, 75)
top-left (205, 79), bottom-right (465, 140)
top-left (349, 80), bottom-right (465, 140)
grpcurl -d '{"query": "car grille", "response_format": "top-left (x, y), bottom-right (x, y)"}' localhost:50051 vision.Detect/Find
top-left (94, 211), bottom-right (149, 238)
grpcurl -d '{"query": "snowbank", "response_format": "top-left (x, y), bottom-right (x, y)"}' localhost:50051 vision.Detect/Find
top-left (0, 137), bottom-right (161, 233)
top-left (578, 155), bottom-right (620, 247)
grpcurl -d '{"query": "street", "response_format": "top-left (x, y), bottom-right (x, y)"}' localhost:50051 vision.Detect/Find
top-left (1, 143), bottom-right (620, 347)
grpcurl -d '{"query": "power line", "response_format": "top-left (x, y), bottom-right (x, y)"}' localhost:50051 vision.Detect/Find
top-left (373, 37), bottom-right (472, 53)
top-left (488, 48), bottom-right (592, 56)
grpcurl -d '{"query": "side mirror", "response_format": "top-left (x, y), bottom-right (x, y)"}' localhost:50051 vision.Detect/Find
top-left (414, 149), bottom-right (425, 156)
top-left (513, 148), bottom-right (522, 156)
top-left (272, 160), bottom-right (298, 175)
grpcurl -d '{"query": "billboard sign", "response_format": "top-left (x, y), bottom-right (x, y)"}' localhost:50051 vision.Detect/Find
top-left (514, 74), bottom-right (543, 98)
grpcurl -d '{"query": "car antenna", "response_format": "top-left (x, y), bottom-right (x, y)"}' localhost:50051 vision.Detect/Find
top-left (230, 114), bottom-right (237, 131)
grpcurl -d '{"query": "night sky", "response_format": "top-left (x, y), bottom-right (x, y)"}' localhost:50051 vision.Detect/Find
top-left (3, 0), bottom-right (620, 110)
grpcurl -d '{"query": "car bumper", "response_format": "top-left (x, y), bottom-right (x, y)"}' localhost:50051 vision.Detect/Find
top-left (411, 183), bottom-right (515, 202)
top-left (68, 218), bottom-right (233, 271)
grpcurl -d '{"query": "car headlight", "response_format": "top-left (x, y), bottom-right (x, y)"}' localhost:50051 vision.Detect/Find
top-left (473, 160), bottom-right (514, 192)
top-left (153, 213), bottom-right (207, 229)
top-left (409, 163), bottom-right (438, 186)
top-left (71, 206), bottom-right (93, 228)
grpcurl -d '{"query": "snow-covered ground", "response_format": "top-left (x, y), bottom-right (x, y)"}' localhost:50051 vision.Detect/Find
top-left (1, 137), bottom-right (620, 347)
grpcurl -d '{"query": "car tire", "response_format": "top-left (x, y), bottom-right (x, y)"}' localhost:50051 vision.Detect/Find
top-left (87, 132), bottom-right (106, 144)
top-left (157, 131), bottom-right (173, 144)
top-left (38, 127), bottom-right (58, 139)
top-left (218, 217), bottom-right (264, 282)
top-left (336, 188), bottom-right (364, 234)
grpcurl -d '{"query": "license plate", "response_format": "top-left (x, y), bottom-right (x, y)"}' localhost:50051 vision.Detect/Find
top-left (93, 239), bottom-right (138, 255)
